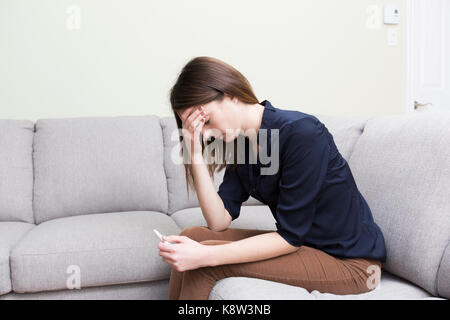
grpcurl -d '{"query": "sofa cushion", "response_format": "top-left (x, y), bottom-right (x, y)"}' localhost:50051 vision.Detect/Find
top-left (171, 205), bottom-right (277, 231)
top-left (0, 222), bottom-right (35, 295)
top-left (0, 120), bottom-right (34, 223)
top-left (348, 112), bottom-right (450, 296)
top-left (211, 277), bottom-right (315, 300)
top-left (0, 280), bottom-right (168, 300)
top-left (33, 116), bottom-right (168, 223)
top-left (159, 116), bottom-right (263, 215)
top-left (10, 211), bottom-right (180, 293)
top-left (209, 271), bottom-right (434, 300)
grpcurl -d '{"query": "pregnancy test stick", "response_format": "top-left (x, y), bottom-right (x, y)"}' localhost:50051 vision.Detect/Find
top-left (153, 229), bottom-right (176, 244)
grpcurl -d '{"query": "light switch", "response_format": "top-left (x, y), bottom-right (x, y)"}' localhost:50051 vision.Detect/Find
top-left (384, 4), bottom-right (400, 24)
top-left (366, 5), bottom-right (382, 29)
top-left (387, 28), bottom-right (398, 46)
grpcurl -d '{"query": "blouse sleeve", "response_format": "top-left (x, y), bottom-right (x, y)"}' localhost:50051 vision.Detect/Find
top-left (217, 165), bottom-right (250, 221)
top-left (275, 118), bottom-right (331, 247)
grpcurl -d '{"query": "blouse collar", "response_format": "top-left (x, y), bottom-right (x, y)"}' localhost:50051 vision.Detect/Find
top-left (255, 100), bottom-right (276, 165)
top-left (258, 99), bottom-right (276, 131)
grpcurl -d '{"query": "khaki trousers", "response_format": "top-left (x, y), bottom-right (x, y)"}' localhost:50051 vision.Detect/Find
top-left (168, 226), bottom-right (382, 300)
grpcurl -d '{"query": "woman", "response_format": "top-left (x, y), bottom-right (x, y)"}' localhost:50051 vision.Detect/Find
top-left (159, 56), bottom-right (387, 300)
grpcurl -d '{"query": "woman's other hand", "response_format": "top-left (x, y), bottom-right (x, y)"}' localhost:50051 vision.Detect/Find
top-left (158, 235), bottom-right (213, 272)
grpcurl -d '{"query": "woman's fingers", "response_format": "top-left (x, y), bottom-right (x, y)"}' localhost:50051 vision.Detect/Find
top-left (179, 106), bottom-right (195, 123)
top-left (186, 107), bottom-right (208, 129)
top-left (182, 108), bottom-right (204, 137)
top-left (162, 257), bottom-right (175, 265)
top-left (186, 109), bottom-right (202, 127)
top-left (160, 251), bottom-right (176, 263)
top-left (193, 118), bottom-right (206, 144)
top-left (178, 106), bottom-right (207, 159)
top-left (158, 241), bottom-right (176, 252)
top-left (190, 114), bottom-right (206, 142)
top-left (190, 113), bottom-right (204, 130)
top-left (163, 235), bottom-right (187, 243)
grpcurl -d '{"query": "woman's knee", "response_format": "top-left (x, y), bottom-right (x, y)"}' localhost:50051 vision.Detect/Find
top-left (200, 239), bottom-right (232, 245)
top-left (364, 262), bottom-right (382, 292)
top-left (179, 225), bottom-right (210, 241)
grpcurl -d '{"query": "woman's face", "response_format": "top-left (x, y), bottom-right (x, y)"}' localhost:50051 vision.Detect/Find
top-left (197, 96), bottom-right (240, 143)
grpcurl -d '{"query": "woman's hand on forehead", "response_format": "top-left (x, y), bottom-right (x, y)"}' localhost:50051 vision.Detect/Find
top-left (178, 106), bottom-right (204, 122)
top-left (177, 107), bottom-right (194, 122)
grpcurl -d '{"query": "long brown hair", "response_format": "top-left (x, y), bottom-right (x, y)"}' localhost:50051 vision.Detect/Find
top-left (169, 56), bottom-right (259, 197)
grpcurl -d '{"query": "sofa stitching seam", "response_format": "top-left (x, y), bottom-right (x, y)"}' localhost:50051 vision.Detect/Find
top-left (159, 118), bottom-right (171, 215)
top-left (435, 239), bottom-right (450, 296)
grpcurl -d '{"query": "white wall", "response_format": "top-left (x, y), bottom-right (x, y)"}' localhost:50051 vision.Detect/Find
top-left (0, 0), bottom-right (405, 121)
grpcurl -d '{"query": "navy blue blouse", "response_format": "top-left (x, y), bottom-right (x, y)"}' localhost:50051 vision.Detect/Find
top-left (217, 100), bottom-right (386, 262)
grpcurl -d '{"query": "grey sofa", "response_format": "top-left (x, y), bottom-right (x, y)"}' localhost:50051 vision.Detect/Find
top-left (0, 111), bottom-right (448, 300)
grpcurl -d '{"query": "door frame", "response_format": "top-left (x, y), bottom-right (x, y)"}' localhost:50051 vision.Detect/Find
top-left (405, 0), bottom-right (448, 113)
top-left (404, 0), bottom-right (416, 114)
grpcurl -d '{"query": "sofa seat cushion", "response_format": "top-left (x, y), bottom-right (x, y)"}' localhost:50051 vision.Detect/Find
top-left (209, 271), bottom-right (435, 300)
top-left (170, 205), bottom-right (277, 231)
top-left (0, 222), bottom-right (35, 295)
top-left (10, 211), bottom-right (180, 293)
top-left (0, 280), bottom-right (169, 300)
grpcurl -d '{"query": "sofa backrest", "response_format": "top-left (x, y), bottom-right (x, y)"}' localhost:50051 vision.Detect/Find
top-left (0, 120), bottom-right (34, 223)
top-left (314, 114), bottom-right (370, 161)
top-left (32, 116), bottom-right (168, 224)
top-left (348, 112), bottom-right (450, 298)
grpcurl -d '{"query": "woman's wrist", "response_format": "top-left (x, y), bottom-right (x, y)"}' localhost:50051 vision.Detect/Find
top-left (189, 147), bottom-right (204, 165)
top-left (201, 244), bottom-right (219, 267)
